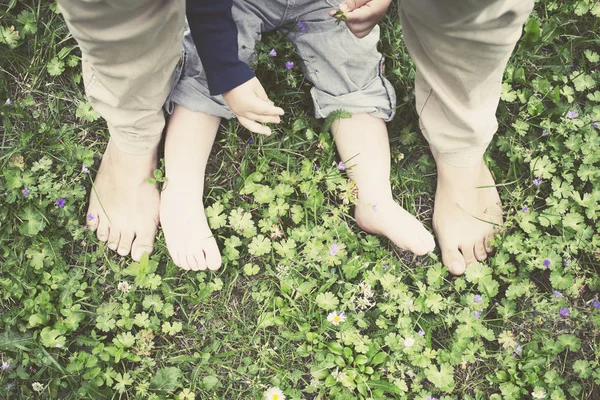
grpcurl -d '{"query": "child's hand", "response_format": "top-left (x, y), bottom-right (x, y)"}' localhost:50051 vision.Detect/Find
top-left (222, 77), bottom-right (284, 135)
top-left (330, 0), bottom-right (392, 39)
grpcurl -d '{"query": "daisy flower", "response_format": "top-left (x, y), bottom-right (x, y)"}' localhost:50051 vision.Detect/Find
top-left (264, 387), bottom-right (285, 400)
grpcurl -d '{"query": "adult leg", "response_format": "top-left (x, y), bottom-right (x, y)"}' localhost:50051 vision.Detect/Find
top-left (398, 0), bottom-right (534, 274)
top-left (58, 0), bottom-right (184, 260)
top-left (289, 2), bottom-right (435, 255)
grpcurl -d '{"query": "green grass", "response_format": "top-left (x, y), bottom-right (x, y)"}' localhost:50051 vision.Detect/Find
top-left (1, 0), bottom-right (600, 399)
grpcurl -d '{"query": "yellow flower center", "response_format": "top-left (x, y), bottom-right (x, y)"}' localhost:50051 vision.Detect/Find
top-left (273, 395), bottom-right (279, 400)
top-left (333, 316), bottom-right (340, 322)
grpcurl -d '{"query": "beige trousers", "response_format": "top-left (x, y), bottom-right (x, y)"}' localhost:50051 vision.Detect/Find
top-left (58, 0), bottom-right (184, 154)
top-left (398, 0), bottom-right (534, 166)
top-left (58, 0), bottom-right (533, 160)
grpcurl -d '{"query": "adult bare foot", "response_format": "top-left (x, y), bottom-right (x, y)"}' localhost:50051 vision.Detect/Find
top-left (355, 196), bottom-right (436, 256)
top-left (86, 140), bottom-right (159, 261)
top-left (432, 153), bottom-right (503, 275)
top-left (159, 106), bottom-right (222, 271)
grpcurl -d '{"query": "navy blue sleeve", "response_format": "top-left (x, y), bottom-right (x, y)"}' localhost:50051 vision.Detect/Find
top-left (186, 0), bottom-right (255, 95)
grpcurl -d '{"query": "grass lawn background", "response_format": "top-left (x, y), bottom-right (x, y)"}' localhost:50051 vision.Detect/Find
top-left (1, 0), bottom-right (600, 398)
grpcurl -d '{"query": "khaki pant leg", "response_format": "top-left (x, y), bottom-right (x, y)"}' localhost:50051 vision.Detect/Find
top-left (398, 0), bottom-right (534, 167)
top-left (58, 0), bottom-right (185, 154)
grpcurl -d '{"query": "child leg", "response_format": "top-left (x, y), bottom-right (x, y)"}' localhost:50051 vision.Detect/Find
top-left (332, 114), bottom-right (435, 255)
top-left (160, 106), bottom-right (222, 271)
top-left (161, 3), bottom-right (267, 270)
top-left (288, 3), bottom-right (433, 255)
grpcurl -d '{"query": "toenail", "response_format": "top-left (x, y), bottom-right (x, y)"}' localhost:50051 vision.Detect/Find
top-left (450, 261), bottom-right (464, 274)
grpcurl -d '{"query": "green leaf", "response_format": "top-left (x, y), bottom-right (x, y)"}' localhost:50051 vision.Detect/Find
top-left (19, 205), bottom-right (46, 237)
top-left (0, 25), bottom-right (20, 48)
top-left (150, 367), bottom-right (182, 394)
top-left (253, 185), bottom-right (276, 204)
top-left (242, 263), bottom-right (260, 276)
top-left (113, 373), bottom-right (133, 393)
top-left (206, 202), bottom-right (227, 229)
top-left (326, 341), bottom-right (344, 355)
top-left (464, 263), bottom-right (491, 284)
top-left (248, 234), bottom-right (271, 256)
top-left (40, 327), bottom-right (66, 348)
top-left (557, 334), bottom-right (581, 351)
top-left (113, 332), bottom-right (135, 348)
top-left (425, 293), bottom-right (445, 314)
top-left (425, 363), bottom-right (455, 391)
top-left (47, 57), bottom-right (65, 76)
top-left (585, 50), bottom-right (600, 63)
top-left (315, 292), bottom-right (339, 310)
top-left (161, 321), bottom-right (183, 335)
top-left (76, 101), bottom-right (100, 122)
top-left (572, 360), bottom-right (591, 378)
top-left (17, 10), bottom-right (37, 36)
top-left (202, 376), bottom-right (220, 389)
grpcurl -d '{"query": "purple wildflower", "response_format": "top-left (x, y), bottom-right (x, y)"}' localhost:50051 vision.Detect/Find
top-left (522, 206), bottom-right (529, 213)
top-left (553, 290), bottom-right (563, 298)
top-left (329, 243), bottom-right (340, 256)
top-left (87, 213), bottom-right (95, 221)
top-left (7, 383), bottom-right (13, 390)
top-left (515, 342), bottom-right (522, 353)
top-left (22, 187), bottom-right (30, 197)
top-left (5, 99), bottom-right (12, 106)
top-left (297, 20), bottom-right (307, 33)
top-left (474, 294), bottom-right (482, 303)
top-left (418, 330), bottom-right (425, 336)
top-left (1, 361), bottom-right (9, 370)
top-left (337, 161), bottom-right (345, 171)
top-left (426, 397), bottom-right (439, 400)
top-left (593, 300), bottom-right (600, 309)
top-left (313, 163), bottom-right (318, 171)
top-left (533, 177), bottom-right (542, 186)
top-left (475, 311), bottom-right (482, 320)
top-left (269, 48), bottom-right (277, 57)
top-left (82, 165), bottom-right (90, 173)
top-left (593, 121), bottom-right (599, 129)
top-left (56, 198), bottom-right (66, 208)
top-left (542, 129), bottom-right (550, 136)
top-left (567, 110), bottom-right (579, 119)
top-left (543, 259), bottom-right (551, 268)
top-left (285, 61), bottom-right (294, 70)
top-left (559, 307), bottom-right (569, 317)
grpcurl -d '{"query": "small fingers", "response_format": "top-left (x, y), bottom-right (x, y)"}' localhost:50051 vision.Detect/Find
top-left (246, 113), bottom-right (281, 124)
top-left (246, 99), bottom-right (285, 117)
top-left (238, 116), bottom-right (272, 136)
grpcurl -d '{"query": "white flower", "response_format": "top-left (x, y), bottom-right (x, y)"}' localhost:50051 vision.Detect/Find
top-left (531, 390), bottom-right (546, 399)
top-left (117, 281), bottom-right (131, 293)
top-left (264, 386), bottom-right (285, 400)
top-left (403, 336), bottom-right (415, 348)
top-left (32, 382), bottom-right (44, 393)
top-left (1, 361), bottom-right (10, 370)
top-left (327, 311), bottom-right (346, 325)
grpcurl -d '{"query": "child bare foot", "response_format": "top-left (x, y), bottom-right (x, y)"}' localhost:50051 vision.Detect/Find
top-left (86, 140), bottom-right (159, 260)
top-left (355, 197), bottom-right (436, 255)
top-left (332, 114), bottom-right (435, 256)
top-left (432, 153), bottom-right (503, 275)
top-left (160, 106), bottom-right (222, 271)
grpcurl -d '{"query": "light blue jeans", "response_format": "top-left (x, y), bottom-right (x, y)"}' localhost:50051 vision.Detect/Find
top-left (166, 0), bottom-right (396, 122)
